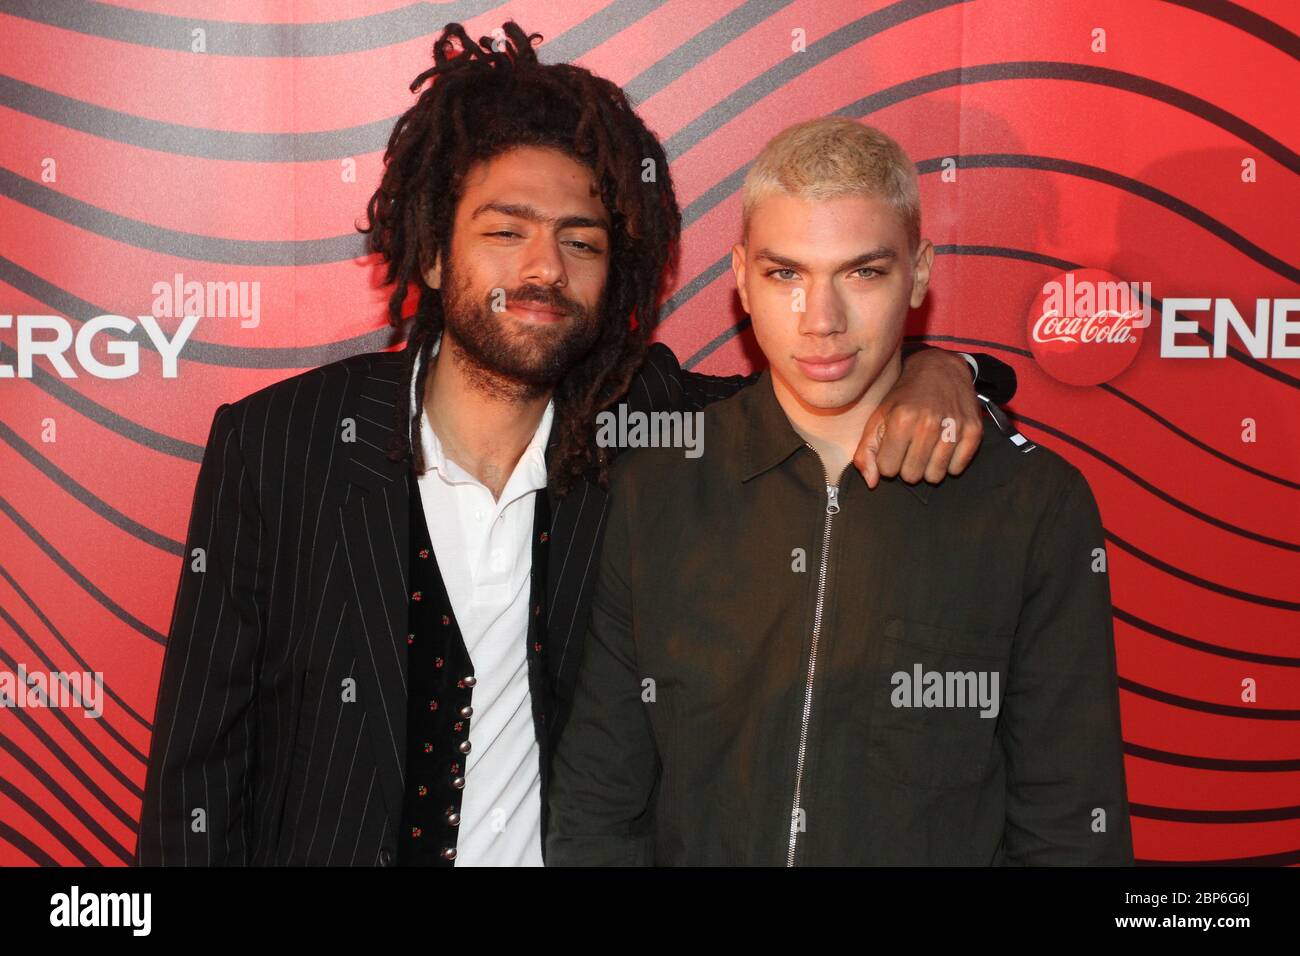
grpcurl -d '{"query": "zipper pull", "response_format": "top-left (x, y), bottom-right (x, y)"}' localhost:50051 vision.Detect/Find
top-left (825, 484), bottom-right (840, 515)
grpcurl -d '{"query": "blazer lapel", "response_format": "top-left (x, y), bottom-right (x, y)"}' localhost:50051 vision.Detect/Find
top-left (336, 345), bottom-right (412, 827)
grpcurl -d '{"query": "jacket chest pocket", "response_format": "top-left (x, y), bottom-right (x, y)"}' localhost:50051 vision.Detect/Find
top-left (866, 618), bottom-right (1009, 790)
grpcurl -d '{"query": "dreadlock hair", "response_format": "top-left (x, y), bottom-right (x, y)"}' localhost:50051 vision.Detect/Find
top-left (358, 20), bottom-right (682, 496)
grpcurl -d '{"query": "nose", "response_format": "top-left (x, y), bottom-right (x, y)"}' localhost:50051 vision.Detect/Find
top-left (520, 232), bottom-right (568, 289)
top-left (797, 280), bottom-right (847, 337)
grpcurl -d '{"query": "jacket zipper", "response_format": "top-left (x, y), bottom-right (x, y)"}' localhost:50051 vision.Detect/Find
top-left (787, 444), bottom-right (840, 866)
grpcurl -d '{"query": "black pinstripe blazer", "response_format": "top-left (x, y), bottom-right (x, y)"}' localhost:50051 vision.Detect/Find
top-left (134, 337), bottom-right (1014, 866)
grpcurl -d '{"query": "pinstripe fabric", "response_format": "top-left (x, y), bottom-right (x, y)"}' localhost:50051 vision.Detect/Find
top-left (132, 338), bottom-right (725, 865)
top-left (134, 345), bottom-right (403, 865)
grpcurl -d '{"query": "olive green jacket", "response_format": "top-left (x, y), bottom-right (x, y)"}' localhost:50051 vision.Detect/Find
top-left (546, 369), bottom-right (1133, 866)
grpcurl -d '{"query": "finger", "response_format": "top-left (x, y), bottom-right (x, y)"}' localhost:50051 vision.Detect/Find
top-left (873, 408), bottom-right (913, 479)
top-left (898, 416), bottom-right (938, 483)
top-left (854, 408), bottom-right (886, 488)
top-left (948, 417), bottom-right (983, 475)
top-left (924, 420), bottom-right (959, 483)
top-left (861, 444), bottom-right (879, 489)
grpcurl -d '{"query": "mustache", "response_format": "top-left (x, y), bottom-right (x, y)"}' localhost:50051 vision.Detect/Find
top-left (502, 285), bottom-right (583, 316)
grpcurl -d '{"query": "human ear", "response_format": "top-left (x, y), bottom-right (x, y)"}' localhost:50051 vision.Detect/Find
top-left (730, 242), bottom-right (750, 314)
top-left (422, 250), bottom-right (442, 290)
top-left (909, 239), bottom-right (934, 308)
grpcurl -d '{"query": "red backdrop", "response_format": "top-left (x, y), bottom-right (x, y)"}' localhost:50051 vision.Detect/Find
top-left (1, 0), bottom-right (1297, 866)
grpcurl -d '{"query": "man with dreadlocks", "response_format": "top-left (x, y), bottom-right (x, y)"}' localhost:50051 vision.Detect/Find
top-left (136, 21), bottom-right (1017, 868)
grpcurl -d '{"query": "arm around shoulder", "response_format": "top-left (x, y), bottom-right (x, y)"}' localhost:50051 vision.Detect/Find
top-left (638, 341), bottom-right (757, 414)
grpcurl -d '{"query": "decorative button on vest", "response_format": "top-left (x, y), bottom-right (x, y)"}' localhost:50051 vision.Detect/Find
top-left (395, 459), bottom-right (554, 864)
top-left (397, 465), bottom-right (476, 868)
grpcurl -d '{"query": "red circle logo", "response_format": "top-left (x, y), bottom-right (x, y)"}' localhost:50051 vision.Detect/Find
top-left (1027, 269), bottom-right (1145, 386)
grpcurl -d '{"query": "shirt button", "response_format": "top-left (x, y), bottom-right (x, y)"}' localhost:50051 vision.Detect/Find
top-left (451, 776), bottom-right (466, 790)
top-left (457, 740), bottom-right (472, 754)
top-left (459, 705), bottom-right (473, 718)
top-left (440, 847), bottom-right (457, 861)
top-left (447, 811), bottom-right (461, 827)
top-left (474, 510), bottom-right (484, 521)
top-left (462, 675), bottom-right (477, 688)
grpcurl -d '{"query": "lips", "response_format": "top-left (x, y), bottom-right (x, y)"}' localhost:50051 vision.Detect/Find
top-left (794, 352), bottom-right (858, 382)
top-left (506, 300), bottom-right (568, 323)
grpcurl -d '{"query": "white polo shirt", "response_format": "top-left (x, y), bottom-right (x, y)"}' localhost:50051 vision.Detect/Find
top-left (409, 337), bottom-right (551, 866)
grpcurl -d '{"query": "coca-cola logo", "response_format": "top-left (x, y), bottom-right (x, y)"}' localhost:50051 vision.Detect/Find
top-left (1032, 310), bottom-right (1140, 345)
top-left (1027, 269), bottom-right (1147, 385)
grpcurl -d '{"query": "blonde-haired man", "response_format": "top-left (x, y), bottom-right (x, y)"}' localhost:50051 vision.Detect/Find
top-left (546, 117), bottom-right (1132, 866)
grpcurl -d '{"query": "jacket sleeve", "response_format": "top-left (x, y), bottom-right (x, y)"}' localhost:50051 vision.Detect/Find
top-left (959, 349), bottom-right (1017, 406)
top-left (545, 465), bottom-right (659, 866)
top-left (135, 402), bottom-right (268, 865)
top-left (641, 341), bottom-right (1018, 413)
top-left (898, 341), bottom-right (1018, 405)
top-left (999, 467), bottom-right (1134, 864)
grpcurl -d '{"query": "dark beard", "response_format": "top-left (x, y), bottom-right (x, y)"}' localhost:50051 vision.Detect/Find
top-left (439, 257), bottom-right (605, 402)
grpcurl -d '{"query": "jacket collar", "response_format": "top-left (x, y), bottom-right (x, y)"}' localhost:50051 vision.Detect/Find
top-left (345, 333), bottom-right (558, 481)
top-left (739, 368), bottom-right (932, 504)
top-left (393, 330), bottom-right (567, 468)
top-left (340, 338), bottom-right (412, 497)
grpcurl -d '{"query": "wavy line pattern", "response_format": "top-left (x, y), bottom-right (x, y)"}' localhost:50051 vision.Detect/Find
top-left (1, 0), bottom-right (1297, 867)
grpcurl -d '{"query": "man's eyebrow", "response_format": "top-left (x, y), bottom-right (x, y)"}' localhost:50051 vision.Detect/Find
top-left (471, 201), bottom-right (609, 232)
top-left (754, 247), bottom-right (897, 271)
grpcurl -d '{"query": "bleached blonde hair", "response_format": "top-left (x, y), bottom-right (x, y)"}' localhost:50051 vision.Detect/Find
top-left (741, 116), bottom-right (920, 252)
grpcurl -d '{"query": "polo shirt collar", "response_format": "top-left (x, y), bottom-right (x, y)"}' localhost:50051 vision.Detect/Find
top-left (410, 334), bottom-right (555, 501)
top-left (739, 368), bottom-right (932, 504)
